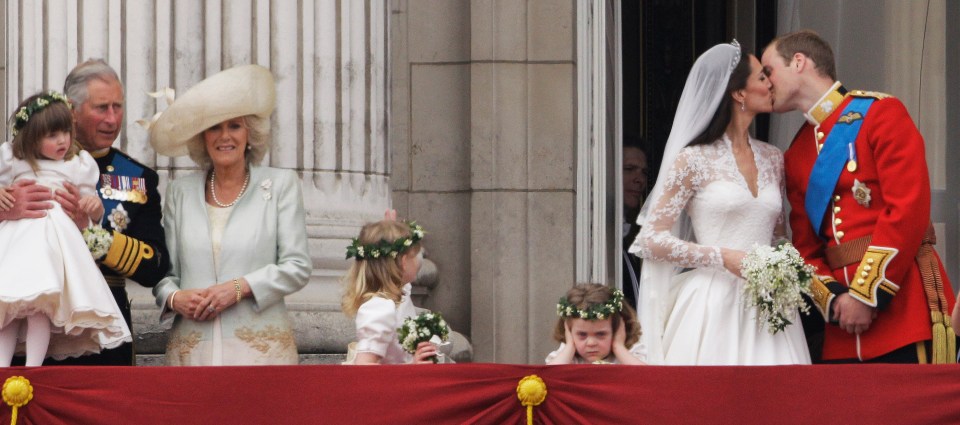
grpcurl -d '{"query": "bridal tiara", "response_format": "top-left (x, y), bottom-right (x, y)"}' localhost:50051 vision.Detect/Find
top-left (729, 39), bottom-right (742, 71)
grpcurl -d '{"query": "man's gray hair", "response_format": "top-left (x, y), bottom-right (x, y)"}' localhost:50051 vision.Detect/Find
top-left (63, 59), bottom-right (122, 108)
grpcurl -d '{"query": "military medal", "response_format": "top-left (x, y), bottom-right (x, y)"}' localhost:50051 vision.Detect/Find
top-left (846, 144), bottom-right (857, 173)
top-left (100, 174), bottom-right (148, 204)
top-left (100, 174), bottom-right (114, 198)
top-left (852, 179), bottom-right (871, 207)
top-left (130, 177), bottom-right (148, 204)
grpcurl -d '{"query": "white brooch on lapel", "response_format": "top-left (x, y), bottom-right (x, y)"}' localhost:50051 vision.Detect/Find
top-left (108, 203), bottom-right (130, 232)
top-left (260, 179), bottom-right (272, 200)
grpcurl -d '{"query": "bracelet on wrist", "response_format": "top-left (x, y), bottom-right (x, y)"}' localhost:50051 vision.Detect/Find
top-left (234, 278), bottom-right (242, 303)
top-left (168, 290), bottom-right (180, 310)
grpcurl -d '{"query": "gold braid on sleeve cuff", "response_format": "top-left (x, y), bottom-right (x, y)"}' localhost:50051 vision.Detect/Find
top-left (810, 275), bottom-right (842, 321)
top-left (102, 231), bottom-right (155, 277)
top-left (847, 246), bottom-right (899, 307)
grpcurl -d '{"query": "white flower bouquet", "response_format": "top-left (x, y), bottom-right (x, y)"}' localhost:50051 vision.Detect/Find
top-left (397, 311), bottom-right (450, 363)
top-left (740, 242), bottom-right (815, 334)
top-left (82, 225), bottom-right (114, 260)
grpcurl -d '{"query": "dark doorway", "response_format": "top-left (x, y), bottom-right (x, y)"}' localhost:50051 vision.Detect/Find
top-left (621, 1), bottom-right (777, 185)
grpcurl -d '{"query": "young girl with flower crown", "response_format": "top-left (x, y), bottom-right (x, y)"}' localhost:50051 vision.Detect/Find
top-left (546, 283), bottom-right (646, 365)
top-left (341, 218), bottom-right (438, 364)
top-left (0, 92), bottom-right (131, 366)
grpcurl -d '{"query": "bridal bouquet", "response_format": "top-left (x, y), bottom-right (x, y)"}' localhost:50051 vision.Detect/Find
top-left (741, 242), bottom-right (815, 334)
top-left (397, 311), bottom-right (450, 363)
top-left (82, 225), bottom-right (114, 260)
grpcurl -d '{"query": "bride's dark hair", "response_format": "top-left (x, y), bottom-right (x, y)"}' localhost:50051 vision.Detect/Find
top-left (688, 50), bottom-right (750, 147)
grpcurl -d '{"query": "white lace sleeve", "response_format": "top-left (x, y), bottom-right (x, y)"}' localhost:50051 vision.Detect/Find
top-left (633, 148), bottom-right (723, 269)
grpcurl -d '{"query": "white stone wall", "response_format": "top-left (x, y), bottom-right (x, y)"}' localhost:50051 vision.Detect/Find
top-left (391, 0), bottom-right (579, 363)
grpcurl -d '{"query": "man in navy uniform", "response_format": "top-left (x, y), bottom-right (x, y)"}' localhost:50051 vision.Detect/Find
top-left (47, 59), bottom-right (171, 365)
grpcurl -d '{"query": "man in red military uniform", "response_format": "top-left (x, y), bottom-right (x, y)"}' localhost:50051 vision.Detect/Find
top-left (761, 30), bottom-right (955, 363)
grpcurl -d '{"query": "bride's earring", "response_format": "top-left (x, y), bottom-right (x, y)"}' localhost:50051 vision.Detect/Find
top-left (740, 100), bottom-right (745, 112)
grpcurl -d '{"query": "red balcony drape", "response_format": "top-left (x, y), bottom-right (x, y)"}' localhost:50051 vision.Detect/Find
top-left (1, 363), bottom-right (958, 424)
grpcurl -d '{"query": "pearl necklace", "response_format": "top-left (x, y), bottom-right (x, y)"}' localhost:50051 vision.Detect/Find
top-left (209, 169), bottom-right (250, 208)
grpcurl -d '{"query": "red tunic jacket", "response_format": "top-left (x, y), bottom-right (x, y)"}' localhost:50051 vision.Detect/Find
top-left (784, 88), bottom-right (954, 361)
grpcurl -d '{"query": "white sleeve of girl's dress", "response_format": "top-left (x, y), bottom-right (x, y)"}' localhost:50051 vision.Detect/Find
top-left (355, 297), bottom-right (398, 357)
top-left (74, 150), bottom-right (100, 197)
top-left (544, 343), bottom-right (567, 364)
top-left (0, 143), bottom-right (16, 186)
top-left (628, 341), bottom-right (647, 362)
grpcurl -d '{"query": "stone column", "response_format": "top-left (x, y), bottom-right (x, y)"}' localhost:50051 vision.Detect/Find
top-left (388, 0), bottom-right (472, 335)
top-left (469, 1), bottom-right (577, 363)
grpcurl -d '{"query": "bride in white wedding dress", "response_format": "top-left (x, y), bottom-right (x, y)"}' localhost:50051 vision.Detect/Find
top-left (630, 41), bottom-right (810, 365)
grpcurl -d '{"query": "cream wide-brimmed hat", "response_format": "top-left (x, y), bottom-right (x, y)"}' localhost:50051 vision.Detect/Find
top-left (148, 64), bottom-right (276, 157)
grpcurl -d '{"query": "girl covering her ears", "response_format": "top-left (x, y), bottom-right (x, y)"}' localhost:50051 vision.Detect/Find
top-left (547, 284), bottom-right (646, 365)
top-left (0, 91), bottom-right (131, 366)
top-left (341, 219), bottom-right (439, 364)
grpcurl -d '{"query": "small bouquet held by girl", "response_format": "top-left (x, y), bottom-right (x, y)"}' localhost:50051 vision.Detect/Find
top-left (341, 216), bottom-right (441, 365)
top-left (740, 241), bottom-right (815, 334)
top-left (397, 311), bottom-right (452, 363)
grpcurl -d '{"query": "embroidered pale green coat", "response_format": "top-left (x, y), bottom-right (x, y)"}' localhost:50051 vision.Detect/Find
top-left (154, 166), bottom-right (310, 365)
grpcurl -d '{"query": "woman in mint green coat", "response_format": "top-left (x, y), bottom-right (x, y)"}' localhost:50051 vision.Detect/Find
top-left (149, 65), bottom-right (310, 365)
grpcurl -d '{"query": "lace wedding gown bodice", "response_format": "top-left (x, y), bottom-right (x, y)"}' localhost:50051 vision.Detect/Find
top-left (633, 136), bottom-right (786, 267)
top-left (630, 136), bottom-right (809, 366)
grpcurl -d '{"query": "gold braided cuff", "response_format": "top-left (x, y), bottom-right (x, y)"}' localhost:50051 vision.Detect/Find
top-left (234, 279), bottom-right (242, 303)
top-left (809, 275), bottom-right (838, 319)
top-left (102, 231), bottom-right (155, 277)
top-left (848, 246), bottom-right (899, 307)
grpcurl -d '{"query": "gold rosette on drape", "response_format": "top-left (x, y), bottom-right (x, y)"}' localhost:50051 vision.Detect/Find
top-left (2, 376), bottom-right (33, 425)
top-left (516, 375), bottom-right (547, 425)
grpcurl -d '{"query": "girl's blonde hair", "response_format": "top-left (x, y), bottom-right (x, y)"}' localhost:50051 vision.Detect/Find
top-left (341, 220), bottom-right (421, 316)
top-left (10, 93), bottom-right (79, 171)
top-left (553, 283), bottom-right (641, 347)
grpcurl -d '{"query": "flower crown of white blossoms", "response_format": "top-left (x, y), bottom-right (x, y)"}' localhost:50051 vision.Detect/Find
top-left (345, 221), bottom-right (425, 260)
top-left (11, 91), bottom-right (72, 136)
top-left (556, 289), bottom-right (624, 320)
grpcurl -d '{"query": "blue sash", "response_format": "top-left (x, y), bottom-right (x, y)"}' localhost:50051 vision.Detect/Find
top-left (804, 97), bottom-right (874, 237)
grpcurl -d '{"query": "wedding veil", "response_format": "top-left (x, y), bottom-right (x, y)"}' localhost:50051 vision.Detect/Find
top-left (627, 41), bottom-right (742, 364)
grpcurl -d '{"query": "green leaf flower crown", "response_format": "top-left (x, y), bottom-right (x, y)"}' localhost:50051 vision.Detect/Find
top-left (345, 221), bottom-right (425, 260)
top-left (11, 91), bottom-right (72, 136)
top-left (556, 288), bottom-right (624, 320)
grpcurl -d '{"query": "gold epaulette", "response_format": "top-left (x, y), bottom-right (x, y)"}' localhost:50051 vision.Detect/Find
top-left (849, 90), bottom-right (893, 100)
top-left (102, 231), bottom-right (155, 277)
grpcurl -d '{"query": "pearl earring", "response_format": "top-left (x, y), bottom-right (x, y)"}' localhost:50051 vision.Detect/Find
top-left (740, 101), bottom-right (745, 112)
